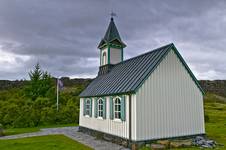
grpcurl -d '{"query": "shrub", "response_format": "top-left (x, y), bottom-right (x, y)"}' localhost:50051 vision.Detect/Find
top-left (0, 123), bottom-right (4, 136)
top-left (205, 114), bottom-right (210, 123)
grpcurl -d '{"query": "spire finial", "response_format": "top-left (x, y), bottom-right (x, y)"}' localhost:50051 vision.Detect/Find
top-left (110, 11), bottom-right (117, 20)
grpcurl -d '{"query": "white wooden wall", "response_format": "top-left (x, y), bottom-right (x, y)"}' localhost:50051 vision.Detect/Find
top-left (134, 49), bottom-right (205, 141)
top-left (79, 95), bottom-right (130, 139)
top-left (110, 47), bottom-right (121, 64)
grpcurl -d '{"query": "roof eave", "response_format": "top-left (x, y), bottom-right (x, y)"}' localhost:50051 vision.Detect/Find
top-left (79, 91), bottom-right (135, 98)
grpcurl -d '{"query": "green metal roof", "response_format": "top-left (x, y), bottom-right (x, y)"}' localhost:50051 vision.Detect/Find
top-left (80, 43), bottom-right (204, 97)
top-left (98, 18), bottom-right (126, 49)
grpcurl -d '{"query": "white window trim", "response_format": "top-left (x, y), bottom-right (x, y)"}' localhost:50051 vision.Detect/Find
top-left (97, 116), bottom-right (104, 120)
top-left (113, 118), bottom-right (122, 123)
top-left (102, 52), bottom-right (107, 65)
top-left (113, 96), bottom-right (122, 120)
top-left (97, 98), bottom-right (104, 118)
top-left (85, 98), bottom-right (91, 117)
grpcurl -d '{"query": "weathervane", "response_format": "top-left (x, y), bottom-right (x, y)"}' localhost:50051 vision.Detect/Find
top-left (110, 11), bottom-right (117, 19)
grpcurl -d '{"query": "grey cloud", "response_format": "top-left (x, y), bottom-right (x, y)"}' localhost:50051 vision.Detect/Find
top-left (0, 0), bottom-right (225, 80)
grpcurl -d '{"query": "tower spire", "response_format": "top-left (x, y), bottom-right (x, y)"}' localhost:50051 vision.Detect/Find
top-left (98, 14), bottom-right (126, 49)
top-left (97, 15), bottom-right (126, 74)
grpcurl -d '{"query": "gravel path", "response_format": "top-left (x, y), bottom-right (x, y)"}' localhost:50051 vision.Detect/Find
top-left (0, 127), bottom-right (129, 150)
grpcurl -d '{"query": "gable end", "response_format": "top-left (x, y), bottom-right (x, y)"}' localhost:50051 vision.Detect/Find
top-left (134, 44), bottom-right (204, 95)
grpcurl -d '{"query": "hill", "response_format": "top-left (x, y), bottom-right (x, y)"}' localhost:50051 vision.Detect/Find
top-left (199, 80), bottom-right (226, 97)
top-left (1, 79), bottom-right (225, 97)
top-left (0, 77), bottom-right (92, 91)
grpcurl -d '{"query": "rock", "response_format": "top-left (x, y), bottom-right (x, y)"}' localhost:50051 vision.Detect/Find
top-left (170, 141), bottom-right (183, 148)
top-left (103, 134), bottom-right (113, 141)
top-left (180, 140), bottom-right (192, 147)
top-left (131, 144), bottom-right (138, 150)
top-left (193, 136), bottom-right (217, 148)
top-left (121, 140), bottom-right (128, 147)
top-left (170, 140), bottom-right (192, 148)
top-left (156, 140), bottom-right (170, 148)
top-left (151, 144), bottom-right (166, 150)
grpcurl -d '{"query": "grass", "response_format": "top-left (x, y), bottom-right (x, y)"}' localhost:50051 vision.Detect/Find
top-left (140, 93), bottom-right (226, 150)
top-left (204, 104), bottom-right (226, 148)
top-left (3, 123), bottom-right (78, 136)
top-left (0, 135), bottom-right (92, 150)
top-left (3, 127), bottom-right (40, 136)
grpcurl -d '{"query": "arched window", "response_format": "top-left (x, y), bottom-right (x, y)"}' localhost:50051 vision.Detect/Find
top-left (98, 98), bottom-right (104, 117)
top-left (102, 52), bottom-right (107, 65)
top-left (85, 99), bottom-right (91, 116)
top-left (114, 97), bottom-right (121, 119)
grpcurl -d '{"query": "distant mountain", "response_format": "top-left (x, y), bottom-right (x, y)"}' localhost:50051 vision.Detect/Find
top-left (199, 80), bottom-right (226, 97)
top-left (0, 77), bottom-right (93, 91)
top-left (0, 80), bottom-right (28, 90)
top-left (0, 78), bottom-right (225, 98)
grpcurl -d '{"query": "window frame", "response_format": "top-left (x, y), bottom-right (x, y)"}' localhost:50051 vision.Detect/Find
top-left (97, 98), bottom-right (104, 119)
top-left (113, 96), bottom-right (122, 120)
top-left (102, 52), bottom-right (107, 65)
top-left (85, 98), bottom-right (91, 117)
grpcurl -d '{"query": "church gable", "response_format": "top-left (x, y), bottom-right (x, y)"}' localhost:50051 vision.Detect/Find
top-left (135, 48), bottom-right (205, 140)
top-left (134, 45), bottom-right (204, 95)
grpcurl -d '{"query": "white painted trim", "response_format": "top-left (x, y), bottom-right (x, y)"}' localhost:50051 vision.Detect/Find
top-left (97, 117), bottom-right (104, 120)
top-left (113, 118), bottom-right (122, 123)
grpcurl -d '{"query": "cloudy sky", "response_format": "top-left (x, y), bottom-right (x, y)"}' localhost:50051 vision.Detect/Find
top-left (0, 0), bottom-right (225, 80)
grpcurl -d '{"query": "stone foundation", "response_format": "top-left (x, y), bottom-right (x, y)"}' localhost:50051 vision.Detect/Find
top-left (79, 126), bottom-right (205, 150)
top-left (79, 126), bottom-right (130, 147)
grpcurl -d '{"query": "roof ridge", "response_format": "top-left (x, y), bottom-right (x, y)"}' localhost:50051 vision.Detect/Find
top-left (115, 43), bottom-right (174, 66)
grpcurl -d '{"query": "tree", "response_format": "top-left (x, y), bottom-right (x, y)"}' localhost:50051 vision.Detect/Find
top-left (25, 63), bottom-right (54, 100)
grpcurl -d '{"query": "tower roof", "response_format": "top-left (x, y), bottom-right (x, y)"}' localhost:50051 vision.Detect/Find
top-left (98, 17), bottom-right (126, 49)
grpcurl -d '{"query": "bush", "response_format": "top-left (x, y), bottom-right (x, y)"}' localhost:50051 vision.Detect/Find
top-left (0, 123), bottom-right (4, 136)
top-left (205, 114), bottom-right (210, 123)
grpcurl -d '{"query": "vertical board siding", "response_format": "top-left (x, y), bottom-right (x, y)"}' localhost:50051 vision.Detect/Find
top-left (131, 94), bottom-right (137, 141)
top-left (110, 47), bottom-right (121, 64)
top-left (135, 49), bottom-right (205, 141)
top-left (79, 95), bottom-right (130, 139)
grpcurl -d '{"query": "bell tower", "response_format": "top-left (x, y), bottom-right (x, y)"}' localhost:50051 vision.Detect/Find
top-left (98, 16), bottom-right (126, 75)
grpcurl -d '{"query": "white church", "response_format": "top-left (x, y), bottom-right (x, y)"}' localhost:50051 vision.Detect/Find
top-left (79, 17), bottom-right (205, 145)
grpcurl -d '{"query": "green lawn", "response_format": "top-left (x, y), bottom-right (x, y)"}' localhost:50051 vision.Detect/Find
top-left (0, 135), bottom-right (92, 150)
top-left (3, 123), bottom-right (78, 136)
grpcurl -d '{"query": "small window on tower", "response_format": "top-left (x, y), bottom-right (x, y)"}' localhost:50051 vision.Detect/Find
top-left (103, 52), bottom-right (107, 65)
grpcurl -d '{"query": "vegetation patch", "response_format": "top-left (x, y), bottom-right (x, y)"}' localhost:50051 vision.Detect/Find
top-left (0, 64), bottom-right (85, 129)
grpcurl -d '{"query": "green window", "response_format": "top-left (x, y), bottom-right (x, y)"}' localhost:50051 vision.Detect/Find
top-left (84, 98), bottom-right (92, 117)
top-left (97, 98), bottom-right (104, 118)
top-left (95, 97), bottom-right (106, 119)
top-left (110, 95), bottom-right (126, 121)
top-left (114, 97), bottom-right (121, 119)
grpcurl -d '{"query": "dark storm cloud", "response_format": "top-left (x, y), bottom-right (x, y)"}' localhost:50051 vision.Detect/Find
top-left (0, 0), bottom-right (225, 80)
